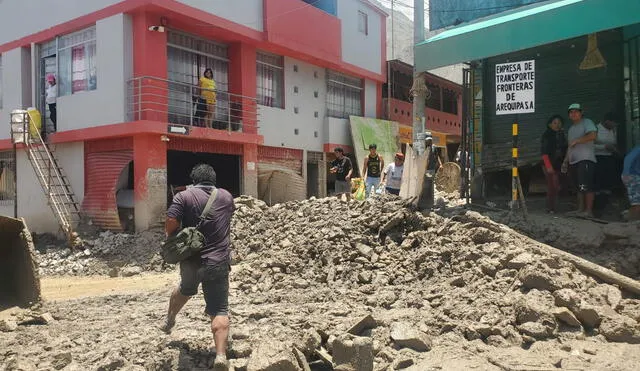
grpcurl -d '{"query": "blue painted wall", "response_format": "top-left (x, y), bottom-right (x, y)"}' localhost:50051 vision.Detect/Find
top-left (303, 0), bottom-right (337, 16)
top-left (429, 0), bottom-right (547, 30)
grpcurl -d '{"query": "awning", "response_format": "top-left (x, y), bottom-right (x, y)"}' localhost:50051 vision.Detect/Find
top-left (415, 0), bottom-right (640, 71)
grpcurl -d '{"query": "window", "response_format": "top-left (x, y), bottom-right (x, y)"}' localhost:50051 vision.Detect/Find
top-left (442, 88), bottom-right (458, 115)
top-left (0, 152), bottom-right (16, 206)
top-left (358, 11), bottom-right (368, 35)
top-left (256, 52), bottom-right (284, 108)
top-left (426, 83), bottom-right (441, 110)
top-left (0, 54), bottom-right (3, 109)
top-left (167, 31), bottom-right (229, 125)
top-left (58, 26), bottom-right (97, 96)
top-left (327, 70), bottom-right (363, 118)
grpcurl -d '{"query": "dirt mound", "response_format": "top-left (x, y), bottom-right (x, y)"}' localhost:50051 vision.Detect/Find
top-left (230, 196), bottom-right (640, 350)
top-left (5, 195), bottom-right (639, 370)
top-left (34, 230), bottom-right (167, 276)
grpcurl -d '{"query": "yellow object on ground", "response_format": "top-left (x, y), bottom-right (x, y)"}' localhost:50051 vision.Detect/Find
top-left (354, 179), bottom-right (366, 201)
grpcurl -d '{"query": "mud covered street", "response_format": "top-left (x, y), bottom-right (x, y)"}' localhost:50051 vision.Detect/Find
top-left (2, 196), bottom-right (640, 370)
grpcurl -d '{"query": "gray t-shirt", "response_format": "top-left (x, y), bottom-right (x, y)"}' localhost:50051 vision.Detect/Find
top-left (167, 185), bottom-right (235, 265)
top-left (567, 118), bottom-right (597, 164)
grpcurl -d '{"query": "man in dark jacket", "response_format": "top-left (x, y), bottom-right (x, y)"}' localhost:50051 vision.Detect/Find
top-left (162, 164), bottom-right (235, 371)
top-left (540, 114), bottom-right (568, 213)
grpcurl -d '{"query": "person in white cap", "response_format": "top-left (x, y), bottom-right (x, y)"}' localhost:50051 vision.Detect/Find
top-left (561, 103), bottom-right (597, 218)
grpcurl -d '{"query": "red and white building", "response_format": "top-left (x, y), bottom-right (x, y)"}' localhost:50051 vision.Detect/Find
top-left (0, 0), bottom-right (387, 233)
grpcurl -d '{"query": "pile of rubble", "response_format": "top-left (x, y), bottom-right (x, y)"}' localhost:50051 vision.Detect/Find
top-left (6, 195), bottom-right (639, 370)
top-left (34, 230), bottom-right (166, 276)
top-left (226, 195), bottom-right (640, 369)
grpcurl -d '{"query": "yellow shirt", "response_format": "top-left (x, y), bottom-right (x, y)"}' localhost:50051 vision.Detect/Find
top-left (199, 77), bottom-right (216, 103)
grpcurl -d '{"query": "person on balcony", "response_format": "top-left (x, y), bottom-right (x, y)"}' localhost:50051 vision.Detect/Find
top-left (46, 74), bottom-right (57, 134)
top-left (199, 68), bottom-right (217, 128)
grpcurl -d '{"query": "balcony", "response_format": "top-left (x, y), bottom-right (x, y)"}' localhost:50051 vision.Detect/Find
top-left (383, 98), bottom-right (462, 136)
top-left (127, 76), bottom-right (258, 134)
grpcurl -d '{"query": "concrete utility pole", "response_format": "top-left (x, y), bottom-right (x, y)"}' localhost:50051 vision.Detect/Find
top-left (387, 0), bottom-right (394, 120)
top-left (412, 0), bottom-right (427, 155)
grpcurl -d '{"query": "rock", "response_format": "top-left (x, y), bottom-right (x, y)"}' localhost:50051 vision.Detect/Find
top-left (0, 319), bottom-right (19, 332)
top-left (355, 243), bottom-right (373, 258)
top-left (519, 265), bottom-right (558, 292)
top-left (52, 352), bottom-right (73, 370)
top-left (4, 357), bottom-right (37, 371)
top-left (507, 252), bottom-right (534, 269)
top-left (390, 322), bottom-right (432, 352)
top-left (606, 286), bottom-right (622, 309)
top-left (292, 347), bottom-right (311, 371)
top-left (599, 314), bottom-right (640, 343)
top-left (231, 358), bottom-right (249, 371)
top-left (517, 322), bottom-right (553, 340)
top-left (357, 271), bottom-right (372, 284)
top-left (300, 328), bottom-right (322, 356)
top-left (553, 289), bottom-right (582, 310)
top-left (120, 266), bottom-right (142, 277)
top-left (108, 267), bottom-right (119, 278)
top-left (39, 312), bottom-right (56, 325)
top-left (573, 305), bottom-right (603, 329)
top-left (96, 355), bottom-right (125, 371)
top-left (347, 314), bottom-right (377, 336)
top-left (293, 279), bottom-right (309, 289)
top-left (247, 341), bottom-right (301, 371)
top-left (514, 290), bottom-right (556, 326)
top-left (392, 357), bottom-right (414, 369)
top-left (332, 334), bottom-right (374, 371)
top-left (448, 276), bottom-right (466, 287)
top-left (552, 307), bottom-right (582, 327)
top-left (583, 344), bottom-right (598, 355)
top-left (232, 342), bottom-right (253, 358)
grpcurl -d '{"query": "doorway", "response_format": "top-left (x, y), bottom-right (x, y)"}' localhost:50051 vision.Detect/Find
top-left (167, 150), bottom-right (241, 205)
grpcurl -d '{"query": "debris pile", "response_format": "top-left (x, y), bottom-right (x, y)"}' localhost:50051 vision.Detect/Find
top-left (5, 195), bottom-right (639, 370)
top-left (34, 230), bottom-right (166, 276)
top-left (225, 195), bottom-right (640, 368)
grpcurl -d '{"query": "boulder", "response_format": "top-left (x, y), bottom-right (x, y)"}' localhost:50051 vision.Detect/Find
top-left (332, 334), bottom-right (374, 371)
top-left (572, 305), bottom-right (603, 329)
top-left (0, 319), bottom-right (19, 332)
top-left (552, 307), bottom-right (582, 327)
top-left (247, 341), bottom-right (301, 371)
top-left (389, 322), bottom-right (432, 352)
top-left (120, 266), bottom-right (142, 277)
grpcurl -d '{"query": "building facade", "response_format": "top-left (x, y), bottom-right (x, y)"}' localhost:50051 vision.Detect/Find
top-left (416, 0), bottom-right (640, 198)
top-left (0, 0), bottom-right (387, 233)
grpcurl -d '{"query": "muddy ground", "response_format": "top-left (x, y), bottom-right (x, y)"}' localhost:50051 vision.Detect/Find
top-left (2, 195), bottom-right (640, 370)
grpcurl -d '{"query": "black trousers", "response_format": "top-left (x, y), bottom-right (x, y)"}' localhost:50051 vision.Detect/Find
top-left (48, 103), bottom-right (57, 130)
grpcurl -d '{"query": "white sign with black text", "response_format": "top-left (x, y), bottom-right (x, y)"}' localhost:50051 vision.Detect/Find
top-left (495, 60), bottom-right (535, 115)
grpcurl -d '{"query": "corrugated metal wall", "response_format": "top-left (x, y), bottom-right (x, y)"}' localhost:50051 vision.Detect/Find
top-left (483, 29), bottom-right (625, 171)
top-left (82, 150), bottom-right (133, 231)
top-left (258, 146), bottom-right (303, 174)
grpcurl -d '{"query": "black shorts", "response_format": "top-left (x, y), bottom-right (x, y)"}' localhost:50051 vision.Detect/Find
top-left (570, 160), bottom-right (595, 193)
top-left (179, 258), bottom-right (230, 317)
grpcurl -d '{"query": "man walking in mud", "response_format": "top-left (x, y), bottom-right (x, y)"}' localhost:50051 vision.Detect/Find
top-left (162, 164), bottom-right (235, 370)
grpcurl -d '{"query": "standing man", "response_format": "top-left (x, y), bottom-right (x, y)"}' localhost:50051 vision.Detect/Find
top-left (330, 147), bottom-right (353, 201)
top-left (363, 144), bottom-right (384, 197)
top-left (162, 164), bottom-right (235, 371)
top-left (595, 112), bottom-right (620, 191)
top-left (381, 153), bottom-right (405, 195)
top-left (562, 103), bottom-right (597, 218)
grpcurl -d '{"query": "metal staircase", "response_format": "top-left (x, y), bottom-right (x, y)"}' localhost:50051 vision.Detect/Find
top-left (10, 110), bottom-right (81, 244)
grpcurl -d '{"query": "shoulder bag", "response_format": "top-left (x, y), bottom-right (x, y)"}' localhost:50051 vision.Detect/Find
top-left (161, 187), bottom-right (218, 264)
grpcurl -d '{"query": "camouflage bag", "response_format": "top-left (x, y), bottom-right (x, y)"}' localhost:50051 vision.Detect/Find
top-left (161, 188), bottom-right (218, 264)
